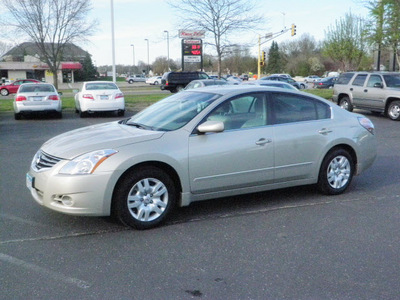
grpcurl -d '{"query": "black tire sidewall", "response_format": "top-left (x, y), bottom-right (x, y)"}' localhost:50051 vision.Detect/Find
top-left (317, 148), bottom-right (354, 195)
top-left (113, 166), bottom-right (177, 229)
top-left (340, 96), bottom-right (353, 111)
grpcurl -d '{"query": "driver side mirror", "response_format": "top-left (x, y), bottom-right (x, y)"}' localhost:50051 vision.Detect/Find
top-left (197, 121), bottom-right (224, 134)
top-left (373, 82), bottom-right (383, 88)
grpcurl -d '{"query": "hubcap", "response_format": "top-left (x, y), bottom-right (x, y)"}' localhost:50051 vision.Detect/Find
top-left (127, 178), bottom-right (168, 222)
top-left (389, 104), bottom-right (400, 119)
top-left (340, 100), bottom-right (349, 110)
top-left (327, 155), bottom-right (351, 189)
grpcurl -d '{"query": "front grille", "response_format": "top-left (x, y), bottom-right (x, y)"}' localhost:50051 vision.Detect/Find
top-left (33, 150), bottom-right (62, 171)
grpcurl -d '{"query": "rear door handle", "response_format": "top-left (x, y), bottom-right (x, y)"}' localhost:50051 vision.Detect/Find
top-left (256, 138), bottom-right (272, 145)
top-left (364, 89), bottom-right (368, 92)
top-left (319, 128), bottom-right (332, 135)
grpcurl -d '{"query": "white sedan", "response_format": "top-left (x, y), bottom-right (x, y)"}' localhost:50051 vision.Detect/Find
top-left (145, 76), bottom-right (162, 85)
top-left (74, 81), bottom-right (125, 118)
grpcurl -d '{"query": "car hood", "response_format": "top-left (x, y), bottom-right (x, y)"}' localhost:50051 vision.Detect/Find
top-left (41, 121), bottom-right (164, 159)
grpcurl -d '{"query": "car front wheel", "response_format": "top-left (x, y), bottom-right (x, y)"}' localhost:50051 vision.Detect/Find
top-left (317, 148), bottom-right (354, 195)
top-left (339, 96), bottom-right (353, 112)
top-left (1, 89), bottom-right (9, 96)
top-left (112, 166), bottom-right (177, 230)
top-left (387, 100), bottom-right (400, 121)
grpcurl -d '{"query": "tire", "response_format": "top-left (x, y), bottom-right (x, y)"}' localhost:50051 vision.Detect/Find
top-left (112, 166), bottom-right (177, 230)
top-left (128, 80), bottom-right (134, 84)
top-left (14, 113), bottom-right (22, 120)
top-left (300, 84), bottom-right (306, 89)
top-left (55, 112), bottom-right (62, 119)
top-left (117, 110), bottom-right (125, 117)
top-left (317, 148), bottom-right (354, 195)
top-left (154, 81), bottom-right (159, 85)
top-left (387, 100), bottom-right (400, 121)
top-left (1, 89), bottom-right (9, 96)
top-left (339, 96), bottom-right (353, 112)
top-left (79, 110), bottom-right (88, 118)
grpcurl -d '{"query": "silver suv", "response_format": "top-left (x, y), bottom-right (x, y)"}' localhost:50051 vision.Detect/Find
top-left (333, 72), bottom-right (400, 120)
top-left (125, 74), bottom-right (146, 84)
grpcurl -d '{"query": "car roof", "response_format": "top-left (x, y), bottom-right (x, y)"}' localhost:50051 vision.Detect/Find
top-left (180, 84), bottom-right (302, 97)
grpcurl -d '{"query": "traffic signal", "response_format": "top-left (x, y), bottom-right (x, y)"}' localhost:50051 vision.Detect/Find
top-left (262, 51), bottom-right (266, 62)
top-left (291, 24), bottom-right (297, 36)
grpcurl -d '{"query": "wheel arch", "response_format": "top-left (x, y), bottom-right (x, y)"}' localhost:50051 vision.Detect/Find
top-left (111, 161), bottom-right (183, 213)
top-left (321, 143), bottom-right (358, 173)
top-left (384, 97), bottom-right (400, 115)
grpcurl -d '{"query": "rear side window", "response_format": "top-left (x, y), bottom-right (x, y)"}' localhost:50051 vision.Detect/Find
top-left (352, 74), bottom-right (368, 86)
top-left (336, 73), bottom-right (354, 85)
top-left (271, 93), bottom-right (331, 124)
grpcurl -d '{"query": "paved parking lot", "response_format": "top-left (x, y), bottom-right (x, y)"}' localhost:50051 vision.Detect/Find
top-left (1, 110), bottom-right (400, 299)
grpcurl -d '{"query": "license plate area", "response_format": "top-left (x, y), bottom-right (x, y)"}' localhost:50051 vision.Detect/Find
top-left (33, 96), bottom-right (43, 101)
top-left (100, 95), bottom-right (109, 100)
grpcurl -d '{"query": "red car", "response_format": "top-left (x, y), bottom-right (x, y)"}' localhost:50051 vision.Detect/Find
top-left (1, 79), bottom-right (41, 96)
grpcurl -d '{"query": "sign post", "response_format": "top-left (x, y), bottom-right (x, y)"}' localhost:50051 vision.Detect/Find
top-left (179, 30), bottom-right (205, 71)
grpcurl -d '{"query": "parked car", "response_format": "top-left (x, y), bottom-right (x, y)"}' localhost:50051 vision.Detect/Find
top-left (241, 80), bottom-right (298, 90)
top-left (27, 85), bottom-right (376, 230)
top-left (240, 74), bottom-right (249, 81)
top-left (1, 79), bottom-right (41, 96)
top-left (126, 75), bottom-right (146, 84)
top-left (184, 79), bottom-right (228, 90)
top-left (270, 74), bottom-right (292, 79)
top-left (304, 75), bottom-right (321, 83)
top-left (332, 71), bottom-right (400, 120)
top-left (314, 76), bottom-right (337, 89)
top-left (226, 76), bottom-right (242, 85)
top-left (74, 81), bottom-right (125, 118)
top-left (161, 71), bottom-right (209, 93)
top-left (261, 76), bottom-right (306, 89)
top-left (13, 83), bottom-right (62, 120)
top-left (145, 76), bottom-right (162, 85)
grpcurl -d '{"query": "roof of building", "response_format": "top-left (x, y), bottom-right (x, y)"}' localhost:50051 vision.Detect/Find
top-left (2, 42), bottom-right (88, 61)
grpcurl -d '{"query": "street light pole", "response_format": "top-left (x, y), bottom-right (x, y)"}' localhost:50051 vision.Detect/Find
top-left (110, 0), bottom-right (116, 83)
top-left (164, 30), bottom-right (170, 71)
top-left (144, 39), bottom-right (149, 75)
top-left (130, 44), bottom-right (135, 73)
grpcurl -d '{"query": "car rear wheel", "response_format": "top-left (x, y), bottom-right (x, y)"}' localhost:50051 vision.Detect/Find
top-left (317, 148), bottom-right (354, 195)
top-left (1, 89), bottom-right (9, 96)
top-left (112, 166), bottom-right (177, 230)
top-left (387, 100), bottom-right (400, 121)
top-left (14, 113), bottom-right (22, 120)
top-left (128, 80), bottom-right (133, 84)
top-left (79, 110), bottom-right (88, 118)
top-left (154, 81), bottom-right (159, 85)
top-left (339, 96), bottom-right (353, 112)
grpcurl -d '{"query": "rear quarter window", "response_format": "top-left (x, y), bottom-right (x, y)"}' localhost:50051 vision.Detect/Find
top-left (336, 73), bottom-right (354, 85)
top-left (352, 74), bottom-right (368, 86)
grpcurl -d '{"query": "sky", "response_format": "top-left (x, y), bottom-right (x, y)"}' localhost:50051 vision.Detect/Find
top-left (83, 0), bottom-right (370, 67)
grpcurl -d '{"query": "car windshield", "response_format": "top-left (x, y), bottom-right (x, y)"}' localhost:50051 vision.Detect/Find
top-left (86, 83), bottom-right (118, 90)
top-left (383, 74), bottom-right (400, 88)
top-left (126, 91), bottom-right (220, 131)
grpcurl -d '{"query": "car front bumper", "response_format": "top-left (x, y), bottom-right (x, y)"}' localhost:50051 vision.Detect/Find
top-left (26, 166), bottom-right (114, 216)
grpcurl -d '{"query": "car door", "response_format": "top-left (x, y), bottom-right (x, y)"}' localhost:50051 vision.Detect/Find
top-left (188, 93), bottom-right (274, 194)
top-left (270, 92), bottom-right (333, 183)
top-left (10, 80), bottom-right (24, 93)
top-left (363, 74), bottom-right (385, 109)
top-left (350, 74), bottom-right (368, 107)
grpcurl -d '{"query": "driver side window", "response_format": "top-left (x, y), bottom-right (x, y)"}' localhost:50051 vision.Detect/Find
top-left (207, 93), bottom-right (267, 130)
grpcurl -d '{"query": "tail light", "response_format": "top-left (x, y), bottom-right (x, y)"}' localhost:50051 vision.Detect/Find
top-left (16, 96), bottom-right (27, 101)
top-left (115, 93), bottom-right (124, 99)
top-left (83, 94), bottom-right (94, 100)
top-left (48, 95), bottom-right (60, 100)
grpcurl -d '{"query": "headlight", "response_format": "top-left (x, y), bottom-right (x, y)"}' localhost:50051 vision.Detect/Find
top-left (358, 117), bottom-right (375, 135)
top-left (59, 149), bottom-right (118, 175)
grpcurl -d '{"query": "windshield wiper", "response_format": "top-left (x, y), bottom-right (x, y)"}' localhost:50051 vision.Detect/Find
top-left (126, 122), bottom-right (154, 130)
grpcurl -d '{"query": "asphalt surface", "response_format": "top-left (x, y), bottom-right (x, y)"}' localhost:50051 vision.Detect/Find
top-left (1, 110), bottom-right (399, 299)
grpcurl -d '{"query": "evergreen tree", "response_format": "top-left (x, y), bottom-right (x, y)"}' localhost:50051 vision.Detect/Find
top-left (266, 41), bottom-right (282, 74)
top-left (75, 53), bottom-right (97, 81)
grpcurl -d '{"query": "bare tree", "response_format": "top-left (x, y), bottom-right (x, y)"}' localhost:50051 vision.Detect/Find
top-left (1, 0), bottom-right (96, 88)
top-left (169, 0), bottom-right (264, 77)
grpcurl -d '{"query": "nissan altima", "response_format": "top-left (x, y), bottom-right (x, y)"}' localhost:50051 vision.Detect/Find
top-left (27, 86), bottom-right (377, 229)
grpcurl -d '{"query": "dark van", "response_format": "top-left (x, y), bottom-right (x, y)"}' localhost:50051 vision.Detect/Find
top-left (161, 71), bottom-right (209, 93)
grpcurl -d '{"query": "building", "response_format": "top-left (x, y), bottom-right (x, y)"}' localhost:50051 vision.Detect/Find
top-left (0, 42), bottom-right (88, 84)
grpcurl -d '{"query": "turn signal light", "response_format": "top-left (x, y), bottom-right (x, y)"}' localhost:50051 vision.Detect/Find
top-left (16, 96), bottom-right (27, 101)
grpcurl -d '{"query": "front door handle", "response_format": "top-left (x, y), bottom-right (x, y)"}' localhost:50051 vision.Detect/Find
top-left (255, 138), bottom-right (272, 145)
top-left (364, 89), bottom-right (368, 92)
top-left (319, 128), bottom-right (332, 135)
